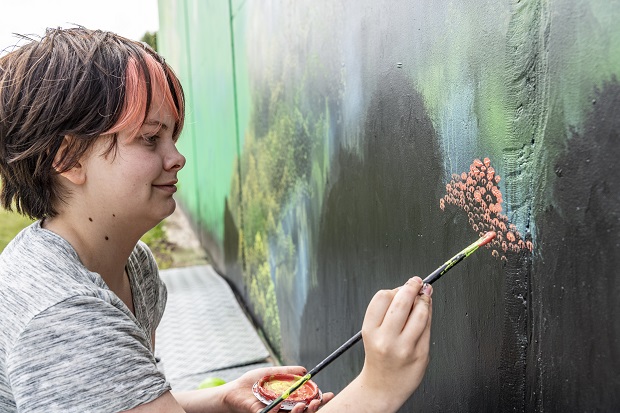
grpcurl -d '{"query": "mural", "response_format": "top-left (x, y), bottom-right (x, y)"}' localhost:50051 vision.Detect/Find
top-left (158, 0), bottom-right (620, 410)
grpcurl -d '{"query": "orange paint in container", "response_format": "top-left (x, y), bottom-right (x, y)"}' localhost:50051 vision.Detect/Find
top-left (253, 373), bottom-right (322, 410)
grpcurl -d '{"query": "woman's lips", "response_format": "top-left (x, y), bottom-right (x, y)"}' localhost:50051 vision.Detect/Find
top-left (153, 183), bottom-right (177, 193)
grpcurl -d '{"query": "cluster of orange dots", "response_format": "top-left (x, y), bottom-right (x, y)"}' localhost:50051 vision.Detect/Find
top-left (440, 157), bottom-right (533, 261)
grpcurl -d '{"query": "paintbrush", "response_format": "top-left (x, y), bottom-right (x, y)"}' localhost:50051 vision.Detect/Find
top-left (259, 231), bottom-right (497, 413)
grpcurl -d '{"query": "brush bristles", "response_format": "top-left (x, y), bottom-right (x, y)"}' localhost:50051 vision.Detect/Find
top-left (479, 231), bottom-right (497, 247)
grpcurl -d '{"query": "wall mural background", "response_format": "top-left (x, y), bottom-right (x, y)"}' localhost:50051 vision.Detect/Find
top-left (157, 0), bottom-right (619, 410)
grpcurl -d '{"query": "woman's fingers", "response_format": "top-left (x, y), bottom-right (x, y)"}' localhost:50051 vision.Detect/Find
top-left (306, 399), bottom-right (321, 411)
top-left (321, 392), bottom-right (335, 404)
top-left (289, 402), bottom-right (306, 412)
top-left (379, 277), bottom-right (424, 333)
top-left (363, 277), bottom-right (427, 337)
top-left (363, 287), bottom-right (399, 329)
top-left (289, 390), bottom-right (334, 413)
top-left (402, 285), bottom-right (432, 344)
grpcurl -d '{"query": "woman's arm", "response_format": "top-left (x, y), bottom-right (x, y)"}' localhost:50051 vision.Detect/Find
top-left (314, 276), bottom-right (433, 413)
top-left (133, 276), bottom-right (430, 413)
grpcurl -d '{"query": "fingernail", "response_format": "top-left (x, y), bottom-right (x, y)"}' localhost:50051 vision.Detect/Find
top-left (421, 283), bottom-right (433, 296)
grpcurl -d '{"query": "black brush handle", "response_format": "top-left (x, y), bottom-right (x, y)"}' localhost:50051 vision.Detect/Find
top-left (307, 330), bottom-right (362, 376)
top-left (260, 232), bottom-right (493, 413)
top-left (307, 268), bottom-right (444, 377)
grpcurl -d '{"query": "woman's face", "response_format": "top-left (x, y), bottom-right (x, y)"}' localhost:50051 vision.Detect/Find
top-left (80, 88), bottom-right (185, 233)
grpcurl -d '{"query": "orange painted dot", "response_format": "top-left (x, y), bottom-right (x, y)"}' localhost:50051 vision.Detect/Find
top-left (441, 158), bottom-right (525, 259)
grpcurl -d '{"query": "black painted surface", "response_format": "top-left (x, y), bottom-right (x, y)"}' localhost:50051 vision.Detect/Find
top-left (297, 71), bottom-right (527, 411)
top-left (529, 78), bottom-right (620, 411)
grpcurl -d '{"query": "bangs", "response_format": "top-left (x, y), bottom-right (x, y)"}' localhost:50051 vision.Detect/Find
top-left (104, 51), bottom-right (184, 139)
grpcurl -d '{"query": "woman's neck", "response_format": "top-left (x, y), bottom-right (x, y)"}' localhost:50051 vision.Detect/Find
top-left (42, 211), bottom-right (143, 290)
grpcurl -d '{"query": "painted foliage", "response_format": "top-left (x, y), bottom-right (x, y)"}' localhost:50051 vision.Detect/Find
top-left (158, 0), bottom-right (620, 410)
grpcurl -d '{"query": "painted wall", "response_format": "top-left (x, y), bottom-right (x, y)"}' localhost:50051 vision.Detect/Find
top-left (157, 0), bottom-right (620, 410)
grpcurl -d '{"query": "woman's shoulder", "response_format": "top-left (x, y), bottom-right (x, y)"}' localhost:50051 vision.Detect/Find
top-left (0, 221), bottom-right (117, 337)
top-left (1, 221), bottom-right (81, 268)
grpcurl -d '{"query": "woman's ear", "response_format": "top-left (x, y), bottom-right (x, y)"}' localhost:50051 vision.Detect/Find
top-left (53, 135), bottom-right (86, 185)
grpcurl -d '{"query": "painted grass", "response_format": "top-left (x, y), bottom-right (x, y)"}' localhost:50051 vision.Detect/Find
top-left (0, 209), bottom-right (34, 252)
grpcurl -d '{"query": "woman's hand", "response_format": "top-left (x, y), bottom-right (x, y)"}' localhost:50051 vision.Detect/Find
top-left (176, 278), bottom-right (429, 413)
top-left (358, 276), bottom-right (433, 406)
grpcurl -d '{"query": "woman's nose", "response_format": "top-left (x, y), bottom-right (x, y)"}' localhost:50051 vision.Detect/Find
top-left (166, 144), bottom-right (186, 171)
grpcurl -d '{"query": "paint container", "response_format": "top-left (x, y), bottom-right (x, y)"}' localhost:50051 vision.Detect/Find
top-left (252, 373), bottom-right (322, 410)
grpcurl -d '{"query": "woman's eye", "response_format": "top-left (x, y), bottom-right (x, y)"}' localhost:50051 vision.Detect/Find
top-left (143, 135), bottom-right (158, 145)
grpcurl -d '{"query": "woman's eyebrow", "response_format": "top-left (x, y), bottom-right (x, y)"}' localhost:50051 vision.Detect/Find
top-left (143, 120), bottom-right (170, 130)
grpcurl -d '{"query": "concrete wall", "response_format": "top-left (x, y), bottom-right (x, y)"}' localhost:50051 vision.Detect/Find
top-left (157, 0), bottom-right (620, 410)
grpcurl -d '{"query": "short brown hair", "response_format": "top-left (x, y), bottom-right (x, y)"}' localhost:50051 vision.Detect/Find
top-left (0, 27), bottom-right (185, 219)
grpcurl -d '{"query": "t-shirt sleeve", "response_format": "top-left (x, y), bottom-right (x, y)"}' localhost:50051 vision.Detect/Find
top-left (6, 295), bottom-right (171, 413)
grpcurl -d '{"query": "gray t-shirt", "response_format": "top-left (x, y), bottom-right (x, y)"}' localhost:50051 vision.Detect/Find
top-left (0, 221), bottom-right (171, 412)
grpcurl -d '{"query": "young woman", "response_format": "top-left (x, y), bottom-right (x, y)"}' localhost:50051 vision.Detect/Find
top-left (0, 27), bottom-right (432, 412)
